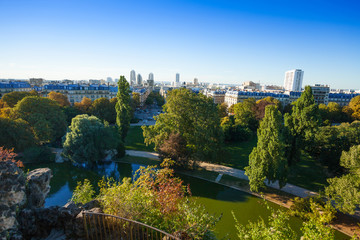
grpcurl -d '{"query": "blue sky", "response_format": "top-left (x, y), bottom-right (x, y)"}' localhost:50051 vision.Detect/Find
top-left (1, 0), bottom-right (359, 89)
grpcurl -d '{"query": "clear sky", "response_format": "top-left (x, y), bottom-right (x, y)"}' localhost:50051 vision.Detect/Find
top-left (1, 0), bottom-right (359, 89)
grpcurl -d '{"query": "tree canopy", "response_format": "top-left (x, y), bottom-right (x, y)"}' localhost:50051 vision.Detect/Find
top-left (325, 144), bottom-right (360, 214)
top-left (233, 98), bottom-right (258, 131)
top-left (12, 96), bottom-right (67, 143)
top-left (0, 117), bottom-right (35, 152)
top-left (143, 88), bottom-right (223, 164)
top-left (1, 91), bottom-right (38, 108)
top-left (63, 114), bottom-right (123, 164)
top-left (74, 97), bottom-right (92, 114)
top-left (284, 86), bottom-right (321, 165)
top-left (116, 76), bottom-right (132, 140)
top-left (349, 95), bottom-right (360, 120)
top-left (245, 105), bottom-right (287, 192)
top-left (48, 91), bottom-right (70, 107)
top-left (91, 97), bottom-right (116, 124)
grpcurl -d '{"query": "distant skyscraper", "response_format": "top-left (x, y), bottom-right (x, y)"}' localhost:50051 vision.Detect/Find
top-left (130, 70), bottom-right (136, 86)
top-left (148, 73), bottom-right (154, 81)
top-left (107, 77), bottom-right (113, 83)
top-left (176, 73), bottom-right (180, 83)
top-left (284, 69), bottom-right (304, 92)
top-left (193, 78), bottom-right (199, 86)
top-left (137, 74), bottom-right (143, 86)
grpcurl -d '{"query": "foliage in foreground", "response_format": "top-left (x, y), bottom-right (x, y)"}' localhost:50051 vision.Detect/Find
top-left (325, 144), bottom-right (360, 214)
top-left (71, 179), bottom-right (95, 204)
top-left (73, 161), bottom-right (220, 239)
top-left (233, 199), bottom-right (336, 240)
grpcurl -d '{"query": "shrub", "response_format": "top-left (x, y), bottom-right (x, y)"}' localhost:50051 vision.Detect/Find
top-left (71, 179), bottom-right (95, 204)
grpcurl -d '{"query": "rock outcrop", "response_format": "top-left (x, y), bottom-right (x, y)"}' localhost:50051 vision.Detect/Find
top-left (0, 161), bottom-right (26, 237)
top-left (0, 164), bottom-right (52, 239)
top-left (26, 168), bottom-right (52, 209)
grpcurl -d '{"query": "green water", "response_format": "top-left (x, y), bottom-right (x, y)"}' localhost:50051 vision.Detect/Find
top-left (25, 162), bottom-right (349, 240)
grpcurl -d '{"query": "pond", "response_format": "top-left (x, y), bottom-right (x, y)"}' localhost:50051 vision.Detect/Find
top-left (25, 161), bottom-right (349, 240)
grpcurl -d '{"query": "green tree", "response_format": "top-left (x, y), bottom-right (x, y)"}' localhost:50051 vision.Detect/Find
top-left (233, 207), bottom-right (296, 240)
top-left (1, 91), bottom-right (38, 108)
top-left (234, 199), bottom-right (335, 240)
top-left (221, 115), bottom-right (252, 142)
top-left (132, 92), bottom-right (140, 108)
top-left (284, 86), bottom-right (321, 165)
top-left (63, 114), bottom-right (124, 164)
top-left (218, 102), bottom-right (228, 118)
top-left (325, 144), bottom-right (360, 214)
top-left (233, 98), bottom-right (258, 131)
top-left (116, 76), bottom-right (132, 140)
top-left (71, 179), bottom-right (95, 204)
top-left (245, 105), bottom-right (287, 192)
top-left (143, 88), bottom-right (223, 164)
top-left (0, 117), bottom-right (35, 152)
top-left (12, 96), bottom-right (67, 143)
top-left (91, 97), bottom-right (116, 124)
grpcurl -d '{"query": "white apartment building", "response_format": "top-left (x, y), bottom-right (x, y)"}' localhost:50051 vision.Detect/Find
top-left (284, 69), bottom-right (304, 92)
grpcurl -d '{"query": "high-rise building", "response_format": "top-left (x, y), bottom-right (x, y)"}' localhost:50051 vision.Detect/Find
top-left (130, 70), bottom-right (136, 86)
top-left (284, 69), bottom-right (304, 92)
top-left (106, 77), bottom-right (113, 83)
top-left (137, 74), bottom-right (143, 86)
top-left (176, 73), bottom-right (180, 83)
top-left (148, 73), bottom-right (154, 81)
top-left (193, 78), bottom-right (199, 86)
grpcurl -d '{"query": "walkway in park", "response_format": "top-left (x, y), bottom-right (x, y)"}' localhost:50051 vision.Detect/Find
top-left (125, 150), bottom-right (317, 198)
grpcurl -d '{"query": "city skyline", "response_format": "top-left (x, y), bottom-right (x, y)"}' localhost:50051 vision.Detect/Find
top-left (1, 0), bottom-right (360, 89)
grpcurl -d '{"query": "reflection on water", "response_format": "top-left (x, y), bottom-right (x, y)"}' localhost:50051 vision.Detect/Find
top-left (25, 161), bottom-right (349, 240)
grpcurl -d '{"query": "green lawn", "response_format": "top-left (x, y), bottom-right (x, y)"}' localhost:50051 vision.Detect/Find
top-left (287, 153), bottom-right (329, 192)
top-left (116, 155), bottom-right (160, 166)
top-left (220, 138), bottom-right (328, 192)
top-left (219, 137), bottom-right (257, 170)
top-left (125, 126), bottom-right (155, 152)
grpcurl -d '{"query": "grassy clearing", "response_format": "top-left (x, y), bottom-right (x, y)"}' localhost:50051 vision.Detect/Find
top-left (125, 126), bottom-right (155, 152)
top-left (219, 137), bottom-right (257, 170)
top-left (287, 153), bottom-right (328, 192)
top-left (116, 155), bottom-right (160, 166)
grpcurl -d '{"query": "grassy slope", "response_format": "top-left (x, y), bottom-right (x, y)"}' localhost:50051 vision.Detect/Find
top-left (125, 126), bottom-right (155, 152)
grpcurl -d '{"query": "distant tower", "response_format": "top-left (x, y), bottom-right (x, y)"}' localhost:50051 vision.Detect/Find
top-left (137, 74), bottom-right (143, 86)
top-left (148, 73), bottom-right (154, 81)
top-left (130, 70), bottom-right (136, 86)
top-left (176, 73), bottom-right (180, 83)
top-left (284, 69), bottom-right (304, 92)
top-left (193, 78), bottom-right (199, 86)
top-left (107, 77), bottom-right (113, 83)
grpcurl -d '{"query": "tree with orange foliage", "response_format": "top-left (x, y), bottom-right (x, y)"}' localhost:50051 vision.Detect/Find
top-left (74, 97), bottom-right (92, 114)
top-left (48, 91), bottom-right (70, 107)
top-left (0, 147), bottom-right (23, 168)
top-left (349, 95), bottom-right (360, 120)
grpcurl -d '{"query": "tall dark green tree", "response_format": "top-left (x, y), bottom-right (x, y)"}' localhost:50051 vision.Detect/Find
top-left (115, 76), bottom-right (132, 140)
top-left (245, 105), bottom-right (287, 192)
top-left (284, 86), bottom-right (321, 165)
